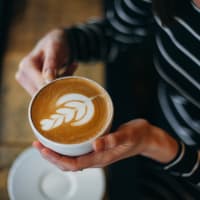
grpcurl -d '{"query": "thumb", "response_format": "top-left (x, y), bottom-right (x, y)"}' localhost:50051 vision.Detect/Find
top-left (43, 53), bottom-right (57, 82)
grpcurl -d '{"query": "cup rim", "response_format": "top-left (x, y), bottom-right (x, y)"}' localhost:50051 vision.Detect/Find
top-left (28, 76), bottom-right (114, 148)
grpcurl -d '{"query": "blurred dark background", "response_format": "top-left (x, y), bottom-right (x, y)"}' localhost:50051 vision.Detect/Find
top-left (0, 0), bottom-right (12, 60)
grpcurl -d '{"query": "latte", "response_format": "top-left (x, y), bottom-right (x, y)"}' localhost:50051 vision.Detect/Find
top-left (30, 77), bottom-right (113, 144)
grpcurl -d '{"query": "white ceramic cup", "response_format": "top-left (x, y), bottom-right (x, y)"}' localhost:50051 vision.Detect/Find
top-left (28, 76), bottom-right (113, 156)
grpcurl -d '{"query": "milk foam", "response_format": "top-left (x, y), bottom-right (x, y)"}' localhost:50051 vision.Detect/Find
top-left (40, 93), bottom-right (95, 131)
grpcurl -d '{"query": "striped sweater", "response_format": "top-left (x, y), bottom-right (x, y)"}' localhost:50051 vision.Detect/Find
top-left (67, 0), bottom-right (200, 184)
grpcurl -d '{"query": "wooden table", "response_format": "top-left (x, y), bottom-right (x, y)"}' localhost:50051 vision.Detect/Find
top-left (0, 0), bottom-right (107, 199)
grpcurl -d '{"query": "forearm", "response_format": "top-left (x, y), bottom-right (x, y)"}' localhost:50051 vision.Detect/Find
top-left (66, 0), bottom-right (154, 63)
top-left (66, 19), bottom-right (120, 63)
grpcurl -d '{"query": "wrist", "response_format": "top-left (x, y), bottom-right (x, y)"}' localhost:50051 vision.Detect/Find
top-left (141, 125), bottom-right (179, 164)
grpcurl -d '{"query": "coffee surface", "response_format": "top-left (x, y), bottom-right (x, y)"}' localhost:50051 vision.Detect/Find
top-left (31, 77), bottom-right (111, 144)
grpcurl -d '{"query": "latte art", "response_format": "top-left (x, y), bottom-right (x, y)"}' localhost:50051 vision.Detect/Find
top-left (40, 93), bottom-right (95, 131)
top-left (30, 77), bottom-right (113, 144)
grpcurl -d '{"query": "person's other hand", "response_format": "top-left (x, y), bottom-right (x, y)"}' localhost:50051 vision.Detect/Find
top-left (33, 119), bottom-right (178, 171)
top-left (16, 28), bottom-right (78, 96)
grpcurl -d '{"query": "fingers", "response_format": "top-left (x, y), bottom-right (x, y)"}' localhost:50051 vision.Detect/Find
top-left (32, 120), bottom-right (151, 172)
top-left (32, 141), bottom-right (45, 150)
top-left (42, 50), bottom-right (78, 81)
top-left (33, 140), bottom-right (127, 171)
top-left (33, 141), bottom-right (80, 171)
top-left (93, 131), bottom-right (127, 152)
top-left (75, 145), bottom-right (129, 169)
top-left (16, 56), bottom-right (45, 96)
top-left (16, 28), bottom-right (76, 96)
top-left (33, 141), bottom-right (106, 171)
top-left (43, 50), bottom-right (57, 82)
top-left (41, 148), bottom-right (79, 171)
top-left (33, 131), bottom-right (129, 171)
top-left (15, 71), bottom-right (38, 96)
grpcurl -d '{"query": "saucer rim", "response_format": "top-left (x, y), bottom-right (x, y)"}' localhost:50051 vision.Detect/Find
top-left (8, 147), bottom-right (106, 200)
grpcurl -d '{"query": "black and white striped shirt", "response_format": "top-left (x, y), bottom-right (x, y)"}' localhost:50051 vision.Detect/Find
top-left (67, 0), bottom-right (200, 183)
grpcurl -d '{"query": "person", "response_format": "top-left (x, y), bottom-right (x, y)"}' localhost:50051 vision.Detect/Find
top-left (16, 0), bottom-right (200, 199)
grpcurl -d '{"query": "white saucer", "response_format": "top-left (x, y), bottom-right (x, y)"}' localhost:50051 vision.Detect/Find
top-left (8, 147), bottom-right (106, 200)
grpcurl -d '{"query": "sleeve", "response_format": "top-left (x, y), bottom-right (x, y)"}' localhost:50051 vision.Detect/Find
top-left (66, 0), bottom-right (154, 63)
top-left (157, 141), bottom-right (200, 185)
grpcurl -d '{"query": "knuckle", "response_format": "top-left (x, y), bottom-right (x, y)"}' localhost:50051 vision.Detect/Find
top-left (138, 119), bottom-right (151, 132)
top-left (138, 119), bottom-right (149, 126)
top-left (18, 56), bottom-right (32, 72)
top-left (107, 134), bottom-right (118, 148)
top-left (16, 68), bottom-right (26, 81)
top-left (15, 72), bottom-right (21, 81)
top-left (16, 67), bottom-right (27, 83)
top-left (19, 58), bottom-right (27, 70)
top-left (15, 72), bottom-right (24, 86)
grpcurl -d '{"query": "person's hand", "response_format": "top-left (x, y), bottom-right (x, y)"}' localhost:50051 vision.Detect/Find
top-left (33, 119), bottom-right (178, 171)
top-left (16, 28), bottom-right (78, 96)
